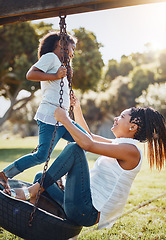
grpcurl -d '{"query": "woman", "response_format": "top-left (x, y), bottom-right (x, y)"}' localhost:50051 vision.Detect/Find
top-left (3, 96), bottom-right (166, 229)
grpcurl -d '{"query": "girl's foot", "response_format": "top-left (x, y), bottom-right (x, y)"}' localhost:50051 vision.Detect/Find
top-left (0, 171), bottom-right (9, 189)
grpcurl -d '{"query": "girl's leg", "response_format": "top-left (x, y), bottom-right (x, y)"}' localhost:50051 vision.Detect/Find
top-left (40, 142), bottom-right (98, 227)
top-left (2, 121), bottom-right (66, 178)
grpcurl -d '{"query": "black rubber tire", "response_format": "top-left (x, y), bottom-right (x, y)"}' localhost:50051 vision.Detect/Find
top-left (0, 179), bottom-right (82, 240)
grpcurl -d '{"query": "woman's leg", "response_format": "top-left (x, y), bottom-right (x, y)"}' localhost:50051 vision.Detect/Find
top-left (33, 172), bottom-right (64, 208)
top-left (2, 121), bottom-right (66, 178)
top-left (3, 142), bottom-right (98, 226)
top-left (62, 121), bottom-right (91, 142)
top-left (40, 142), bottom-right (98, 227)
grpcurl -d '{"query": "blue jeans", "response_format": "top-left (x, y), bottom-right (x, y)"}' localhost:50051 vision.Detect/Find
top-left (3, 121), bottom-right (88, 178)
top-left (36, 142), bottom-right (98, 227)
top-left (33, 171), bottom-right (64, 209)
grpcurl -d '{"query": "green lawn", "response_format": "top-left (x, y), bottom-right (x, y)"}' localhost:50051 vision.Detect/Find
top-left (0, 136), bottom-right (166, 240)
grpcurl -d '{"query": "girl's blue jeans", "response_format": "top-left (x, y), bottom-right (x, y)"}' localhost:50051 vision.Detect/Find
top-left (34, 142), bottom-right (99, 227)
top-left (3, 120), bottom-right (88, 178)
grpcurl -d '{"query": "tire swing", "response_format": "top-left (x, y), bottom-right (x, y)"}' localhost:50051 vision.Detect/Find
top-left (0, 15), bottom-right (83, 240)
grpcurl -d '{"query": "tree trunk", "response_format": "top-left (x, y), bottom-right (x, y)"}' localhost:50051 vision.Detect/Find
top-left (0, 92), bottom-right (35, 127)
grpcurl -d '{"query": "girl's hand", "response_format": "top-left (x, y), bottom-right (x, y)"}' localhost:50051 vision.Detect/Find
top-left (54, 107), bottom-right (67, 123)
top-left (56, 66), bottom-right (67, 79)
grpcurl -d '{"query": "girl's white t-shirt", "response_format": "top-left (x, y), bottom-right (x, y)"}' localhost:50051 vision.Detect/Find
top-left (90, 137), bottom-right (142, 229)
top-left (33, 53), bottom-right (70, 125)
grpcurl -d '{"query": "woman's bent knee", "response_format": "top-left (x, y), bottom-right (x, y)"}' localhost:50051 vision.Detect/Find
top-left (66, 142), bottom-right (82, 152)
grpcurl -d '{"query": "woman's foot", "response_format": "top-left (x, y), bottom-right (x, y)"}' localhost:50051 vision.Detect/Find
top-left (3, 187), bottom-right (33, 202)
top-left (3, 182), bottom-right (42, 205)
top-left (0, 171), bottom-right (9, 189)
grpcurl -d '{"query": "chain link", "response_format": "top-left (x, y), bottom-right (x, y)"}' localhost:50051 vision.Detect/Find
top-left (29, 15), bottom-right (72, 226)
top-left (59, 15), bottom-right (74, 120)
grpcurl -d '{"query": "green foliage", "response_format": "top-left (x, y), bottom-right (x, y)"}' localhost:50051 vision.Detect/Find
top-left (72, 27), bottom-right (104, 93)
top-left (97, 76), bottom-right (134, 116)
top-left (158, 50), bottom-right (166, 76)
top-left (81, 76), bottom-right (135, 127)
top-left (0, 22), bottom-right (39, 98)
top-left (100, 47), bottom-right (166, 122)
top-left (105, 59), bottom-right (119, 81)
top-left (103, 57), bottom-right (134, 91)
top-left (119, 56), bottom-right (134, 76)
top-left (0, 21), bottom-right (58, 126)
top-left (32, 21), bottom-right (54, 39)
top-left (130, 52), bottom-right (145, 66)
top-left (136, 83), bottom-right (166, 118)
top-left (129, 67), bottom-right (155, 98)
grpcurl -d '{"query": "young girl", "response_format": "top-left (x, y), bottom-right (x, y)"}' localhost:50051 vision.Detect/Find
top-left (3, 96), bottom-right (166, 229)
top-left (0, 32), bottom-right (87, 189)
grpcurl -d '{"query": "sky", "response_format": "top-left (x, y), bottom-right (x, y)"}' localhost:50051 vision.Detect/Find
top-left (1, 2), bottom-right (166, 117)
top-left (33, 2), bottom-right (166, 64)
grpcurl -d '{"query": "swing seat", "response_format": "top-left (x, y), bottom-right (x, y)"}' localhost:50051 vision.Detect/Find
top-left (0, 179), bottom-right (82, 240)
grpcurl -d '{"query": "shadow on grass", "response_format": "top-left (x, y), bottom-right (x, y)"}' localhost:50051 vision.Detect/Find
top-left (0, 149), bottom-right (63, 163)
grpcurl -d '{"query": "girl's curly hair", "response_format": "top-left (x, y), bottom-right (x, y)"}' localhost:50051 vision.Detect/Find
top-left (38, 32), bottom-right (76, 59)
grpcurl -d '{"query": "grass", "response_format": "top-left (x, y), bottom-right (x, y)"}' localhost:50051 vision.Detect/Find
top-left (0, 136), bottom-right (166, 240)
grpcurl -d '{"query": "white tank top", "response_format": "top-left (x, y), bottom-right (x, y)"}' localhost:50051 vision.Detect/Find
top-left (90, 137), bottom-right (142, 229)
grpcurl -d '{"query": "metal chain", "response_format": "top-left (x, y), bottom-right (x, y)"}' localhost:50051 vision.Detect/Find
top-left (29, 15), bottom-right (70, 226)
top-left (59, 15), bottom-right (74, 120)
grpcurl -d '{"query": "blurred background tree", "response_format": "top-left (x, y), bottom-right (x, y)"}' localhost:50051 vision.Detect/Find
top-left (128, 67), bottom-right (155, 98)
top-left (136, 82), bottom-right (166, 118)
top-left (0, 22), bottom-right (166, 136)
top-left (158, 50), bottom-right (166, 82)
top-left (72, 27), bottom-right (104, 94)
top-left (119, 55), bottom-right (134, 76)
top-left (0, 22), bottom-right (39, 126)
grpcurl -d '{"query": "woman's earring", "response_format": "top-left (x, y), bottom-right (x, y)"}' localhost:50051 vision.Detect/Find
top-left (129, 127), bottom-right (132, 131)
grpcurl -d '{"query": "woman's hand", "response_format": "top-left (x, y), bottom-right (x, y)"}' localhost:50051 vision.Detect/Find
top-left (54, 107), bottom-right (67, 123)
top-left (56, 178), bottom-right (65, 190)
top-left (70, 92), bottom-right (80, 109)
top-left (68, 67), bottom-right (73, 78)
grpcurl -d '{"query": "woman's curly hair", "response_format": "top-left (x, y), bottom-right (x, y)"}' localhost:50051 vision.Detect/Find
top-left (130, 107), bottom-right (166, 170)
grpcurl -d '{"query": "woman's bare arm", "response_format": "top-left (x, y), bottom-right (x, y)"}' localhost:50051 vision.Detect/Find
top-left (54, 107), bottom-right (140, 163)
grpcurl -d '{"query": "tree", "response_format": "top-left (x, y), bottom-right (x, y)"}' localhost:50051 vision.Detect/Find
top-left (136, 83), bottom-right (166, 118)
top-left (0, 22), bottom-right (39, 125)
top-left (102, 59), bottom-right (119, 90)
top-left (129, 67), bottom-right (155, 98)
top-left (0, 22), bottom-right (54, 126)
top-left (32, 21), bottom-right (55, 39)
top-left (119, 56), bottom-right (134, 76)
top-left (98, 76), bottom-right (134, 116)
top-left (158, 50), bottom-right (166, 80)
top-left (82, 76), bottom-right (134, 124)
top-left (105, 59), bottom-right (119, 80)
top-left (129, 52), bottom-right (145, 66)
top-left (72, 27), bottom-right (104, 94)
